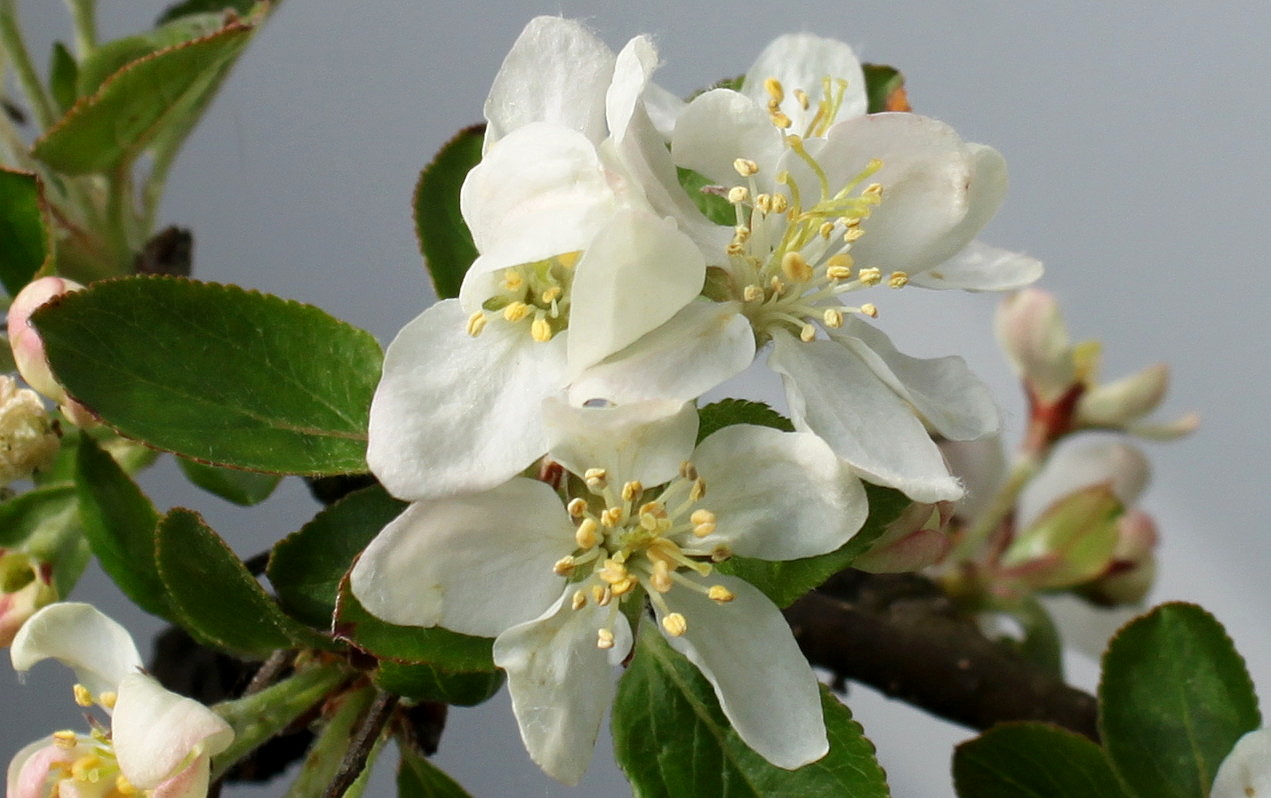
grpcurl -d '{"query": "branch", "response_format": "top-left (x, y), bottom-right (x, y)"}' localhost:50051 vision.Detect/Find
top-left (785, 570), bottom-right (1099, 740)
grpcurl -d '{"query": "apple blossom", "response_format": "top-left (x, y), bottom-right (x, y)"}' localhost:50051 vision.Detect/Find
top-left (7, 603), bottom-right (233, 798)
top-left (1211, 728), bottom-right (1271, 798)
top-left (0, 376), bottom-right (58, 485)
top-left (353, 399), bottom-right (868, 784)
top-left (7, 277), bottom-right (84, 404)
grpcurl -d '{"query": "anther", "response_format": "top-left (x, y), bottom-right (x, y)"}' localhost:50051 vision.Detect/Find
top-left (888, 271), bottom-right (909, 289)
top-left (540, 286), bottom-right (562, 304)
top-left (690, 509), bottom-right (717, 538)
top-left (571, 590), bottom-right (587, 610)
top-left (710, 545), bottom-right (733, 562)
top-left (793, 88), bottom-right (810, 110)
top-left (769, 276), bottom-right (786, 295)
top-left (53, 730), bottom-right (78, 749)
top-left (800, 323), bottom-right (817, 342)
top-left (650, 561), bottom-right (673, 593)
top-left (727, 186), bottom-right (749, 204)
top-left (860, 303), bottom-right (879, 318)
top-left (764, 77), bottom-right (784, 103)
top-left (621, 481), bottom-right (643, 502)
top-left (733, 225), bottom-right (751, 243)
top-left (567, 498), bottom-right (588, 518)
top-left (843, 227), bottom-right (865, 242)
top-left (71, 755), bottom-right (102, 782)
top-left (708, 585), bottom-right (736, 603)
top-left (662, 613), bottom-right (688, 637)
top-left (771, 111), bottom-right (792, 129)
top-left (733, 158), bottom-right (759, 177)
top-left (575, 518), bottom-right (600, 549)
top-left (72, 684), bottom-right (93, 708)
top-left (770, 193), bottom-right (790, 213)
top-left (503, 302), bottom-right (530, 323)
top-left (819, 221), bottom-right (835, 239)
top-left (680, 462), bottom-right (698, 480)
top-left (601, 507), bottom-right (624, 527)
top-left (465, 311), bottom-right (487, 337)
top-left (726, 242), bottom-right (746, 256)
top-left (690, 478), bottom-right (707, 502)
top-left (743, 284), bottom-right (764, 303)
top-left (591, 585), bottom-right (608, 605)
top-left (584, 468), bottom-right (607, 492)
top-left (597, 628), bottom-right (615, 650)
top-left (553, 556), bottom-right (576, 576)
top-left (863, 183), bottom-right (884, 198)
top-left (116, 774), bottom-right (138, 795)
top-left (530, 317), bottom-right (553, 342)
top-left (98, 691), bottom-right (117, 710)
top-left (781, 251), bottom-right (813, 283)
top-left (823, 307), bottom-right (845, 328)
top-left (858, 267), bottom-right (882, 286)
top-left (754, 194), bottom-right (773, 214)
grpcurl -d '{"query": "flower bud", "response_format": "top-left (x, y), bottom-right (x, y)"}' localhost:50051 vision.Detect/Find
top-left (1076, 363), bottom-right (1169, 428)
top-left (999, 483), bottom-right (1123, 591)
top-left (0, 376), bottom-right (59, 484)
top-left (1077, 510), bottom-right (1158, 606)
top-left (0, 549), bottom-right (57, 646)
top-left (8, 276), bottom-right (84, 403)
top-left (853, 501), bottom-right (952, 573)
top-left (994, 289), bottom-right (1076, 403)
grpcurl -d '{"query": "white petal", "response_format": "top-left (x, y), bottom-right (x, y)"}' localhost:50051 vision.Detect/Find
top-left (9, 738), bottom-right (73, 798)
top-left (606, 35), bottom-right (658, 144)
top-left (769, 331), bottom-right (963, 503)
top-left (459, 124), bottom-right (617, 302)
top-left (641, 81), bottom-right (685, 139)
top-left (1018, 442), bottom-right (1150, 529)
top-left (150, 754), bottom-right (212, 798)
top-left (542, 398), bottom-right (697, 488)
top-left (1211, 728), bottom-right (1271, 798)
top-left (742, 33), bottom-right (867, 134)
top-left (493, 594), bottom-right (632, 786)
top-left (832, 319), bottom-right (1000, 441)
top-left (113, 673), bottom-right (233, 790)
top-left (10, 602), bottom-right (143, 697)
top-left (672, 89), bottom-right (785, 186)
top-left (907, 240), bottom-right (1044, 291)
top-left (940, 436), bottom-right (1008, 522)
top-left (658, 575), bottom-right (827, 769)
top-left (367, 300), bottom-right (566, 501)
top-left (483, 17), bottom-right (615, 148)
top-left (568, 299), bottom-right (755, 406)
top-left (566, 209), bottom-right (705, 375)
top-left (812, 114), bottom-right (1004, 274)
top-left (350, 479), bottom-right (574, 638)
top-left (691, 425), bottom-right (866, 560)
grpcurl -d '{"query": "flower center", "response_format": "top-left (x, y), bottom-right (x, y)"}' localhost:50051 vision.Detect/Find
top-left (762, 74), bottom-right (852, 138)
top-left (36, 724), bottom-right (139, 798)
top-left (552, 461), bottom-right (736, 647)
top-left (465, 252), bottom-right (580, 342)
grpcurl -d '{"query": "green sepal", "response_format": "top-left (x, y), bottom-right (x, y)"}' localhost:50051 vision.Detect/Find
top-left (268, 484), bottom-right (406, 629)
top-left (33, 277), bottom-right (383, 475)
top-left (157, 0), bottom-right (260, 25)
top-left (414, 124), bottom-right (484, 300)
top-left (676, 167), bottom-right (737, 226)
top-left (48, 43), bottom-right (78, 116)
top-left (32, 19), bottom-right (257, 175)
top-left (334, 582), bottom-right (496, 674)
top-left (74, 434), bottom-right (170, 618)
top-left (0, 168), bottom-right (52, 294)
top-left (373, 661), bottom-right (503, 707)
top-left (696, 398), bottom-right (794, 443)
top-left (613, 625), bottom-right (890, 797)
top-left (862, 64), bottom-right (906, 114)
top-left (155, 507), bottom-right (333, 657)
top-left (716, 483), bottom-right (910, 607)
top-left (953, 723), bottom-right (1130, 798)
top-left (177, 457), bottom-right (282, 506)
top-left (1099, 602), bottom-right (1261, 798)
top-left (397, 746), bottom-right (473, 798)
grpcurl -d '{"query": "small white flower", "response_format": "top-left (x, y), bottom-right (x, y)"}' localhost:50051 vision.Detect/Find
top-left (1212, 728), bottom-right (1271, 798)
top-left (353, 400), bottom-right (868, 784)
top-left (7, 603), bottom-right (233, 798)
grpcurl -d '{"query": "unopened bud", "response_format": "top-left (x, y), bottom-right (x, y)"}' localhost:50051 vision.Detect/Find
top-left (994, 289), bottom-right (1076, 404)
top-left (0, 550), bottom-right (57, 647)
top-left (1077, 363), bottom-right (1171, 427)
top-left (999, 483), bottom-right (1123, 590)
top-left (1077, 510), bottom-right (1159, 606)
top-left (8, 277), bottom-right (85, 403)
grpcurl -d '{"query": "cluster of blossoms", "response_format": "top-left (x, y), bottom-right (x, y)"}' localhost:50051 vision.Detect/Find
top-left (353, 16), bottom-right (1043, 783)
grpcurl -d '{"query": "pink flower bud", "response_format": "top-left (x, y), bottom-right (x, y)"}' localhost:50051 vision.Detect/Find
top-left (853, 501), bottom-right (953, 573)
top-left (0, 550), bottom-right (56, 647)
top-left (8, 277), bottom-right (84, 403)
top-left (994, 289), bottom-right (1076, 403)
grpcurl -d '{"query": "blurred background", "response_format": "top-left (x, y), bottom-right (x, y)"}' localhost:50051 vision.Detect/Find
top-left (6, 2), bottom-right (1271, 796)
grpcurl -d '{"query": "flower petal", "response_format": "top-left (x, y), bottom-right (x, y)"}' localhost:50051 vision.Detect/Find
top-left (691, 425), bottom-right (866, 560)
top-left (907, 240), bottom-right (1044, 291)
top-left (113, 673), bottom-right (233, 790)
top-left (459, 123), bottom-right (618, 304)
top-left (741, 33), bottom-right (867, 134)
top-left (542, 398), bottom-right (697, 489)
top-left (350, 479), bottom-right (574, 638)
top-left (940, 436), bottom-right (1008, 522)
top-left (149, 754), bottom-right (213, 798)
top-left (483, 17), bottom-right (615, 148)
top-left (9, 737), bottom-right (75, 798)
top-left (1018, 441), bottom-right (1150, 530)
top-left (568, 299), bottom-right (755, 406)
top-left (831, 319), bottom-right (1000, 441)
top-left (768, 331), bottom-right (963, 503)
top-left (493, 593), bottom-right (632, 786)
top-left (566, 209), bottom-right (705, 375)
top-left (657, 574), bottom-right (827, 769)
top-left (366, 299), bottom-right (566, 502)
top-left (1211, 728), bottom-right (1271, 798)
top-left (10, 602), bottom-right (143, 697)
top-left (672, 89), bottom-right (785, 186)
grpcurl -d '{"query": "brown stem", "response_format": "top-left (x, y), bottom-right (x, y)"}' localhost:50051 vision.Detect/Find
top-left (323, 690), bottom-right (399, 798)
top-left (785, 570), bottom-right (1099, 740)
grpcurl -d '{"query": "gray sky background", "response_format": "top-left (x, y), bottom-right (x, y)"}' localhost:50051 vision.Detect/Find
top-left (6, 3), bottom-right (1271, 797)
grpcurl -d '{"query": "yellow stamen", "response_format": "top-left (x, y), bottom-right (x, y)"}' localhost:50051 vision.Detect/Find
top-left (72, 684), bottom-right (93, 708)
top-left (843, 227), bottom-right (865, 242)
top-left (858, 267), bottom-right (882, 286)
top-left (553, 556), bottom-right (576, 576)
top-left (823, 308), bottom-right (845, 328)
top-left (708, 585), bottom-right (736, 603)
top-left (771, 111), bottom-right (792, 129)
top-left (690, 509), bottom-right (717, 538)
top-left (888, 271), bottom-right (909, 289)
top-left (793, 88), bottom-right (810, 110)
top-left (690, 478), bottom-right (707, 502)
top-left (575, 518), bottom-right (600, 549)
top-left (679, 461), bottom-right (699, 481)
top-left (650, 560), bottom-right (673, 593)
top-left (601, 507), bottom-right (624, 527)
top-left (571, 590), bottom-right (587, 610)
top-left (566, 498), bottom-right (588, 518)
top-left (502, 301), bottom-right (530, 323)
top-left (754, 194), bottom-right (773, 214)
top-left (733, 158), bottom-right (760, 177)
top-left (597, 628), bottom-right (615, 650)
top-left (781, 251), bottom-right (813, 283)
top-left (818, 221), bottom-right (835, 239)
top-left (662, 613), bottom-right (688, 637)
top-left (727, 186), bottom-right (749, 204)
top-left (530, 317), bottom-right (552, 342)
top-left (71, 755), bottom-right (102, 782)
top-left (860, 303), bottom-right (879, 318)
top-left (584, 467), bottom-right (607, 492)
top-left (770, 193), bottom-right (790, 214)
top-left (53, 730), bottom-right (78, 749)
top-left (98, 691), bottom-right (117, 711)
top-left (465, 311), bottom-right (487, 337)
top-left (800, 323), bottom-right (817, 342)
top-left (743, 284), bottom-right (764, 303)
top-left (540, 286), bottom-right (562, 304)
top-left (621, 481), bottom-right (643, 502)
top-left (764, 77), bottom-right (784, 104)
top-left (502, 271), bottom-right (524, 292)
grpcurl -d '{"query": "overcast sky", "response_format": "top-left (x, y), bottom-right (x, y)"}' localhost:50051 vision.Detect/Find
top-left (7, 3), bottom-right (1271, 797)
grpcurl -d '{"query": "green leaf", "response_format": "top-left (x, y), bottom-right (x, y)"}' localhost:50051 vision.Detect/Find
top-left (696, 398), bottom-right (794, 443)
top-left (1099, 602), bottom-right (1261, 798)
top-left (76, 15), bottom-right (225, 100)
top-left (48, 43), bottom-right (78, 115)
top-left (862, 64), bottom-right (906, 114)
top-left (614, 626), bottom-right (890, 797)
top-left (374, 661), bottom-right (503, 707)
top-left (676, 167), bottom-right (737, 227)
top-left (155, 508), bottom-right (331, 657)
top-left (335, 583), bottom-right (496, 673)
top-left (0, 169), bottom-right (51, 294)
top-left (716, 483), bottom-right (910, 607)
top-left (0, 483), bottom-right (85, 595)
top-left (953, 723), bottom-right (1129, 798)
top-left (157, 0), bottom-right (259, 25)
top-left (397, 747), bottom-right (473, 798)
top-left (0, 484), bottom-right (76, 547)
top-left (32, 20), bottom-right (257, 175)
top-left (75, 434), bottom-right (169, 618)
top-left (414, 125), bottom-right (483, 300)
top-left (268, 484), bottom-right (406, 629)
top-left (33, 277), bottom-right (383, 475)
top-left (177, 458), bottom-right (282, 506)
